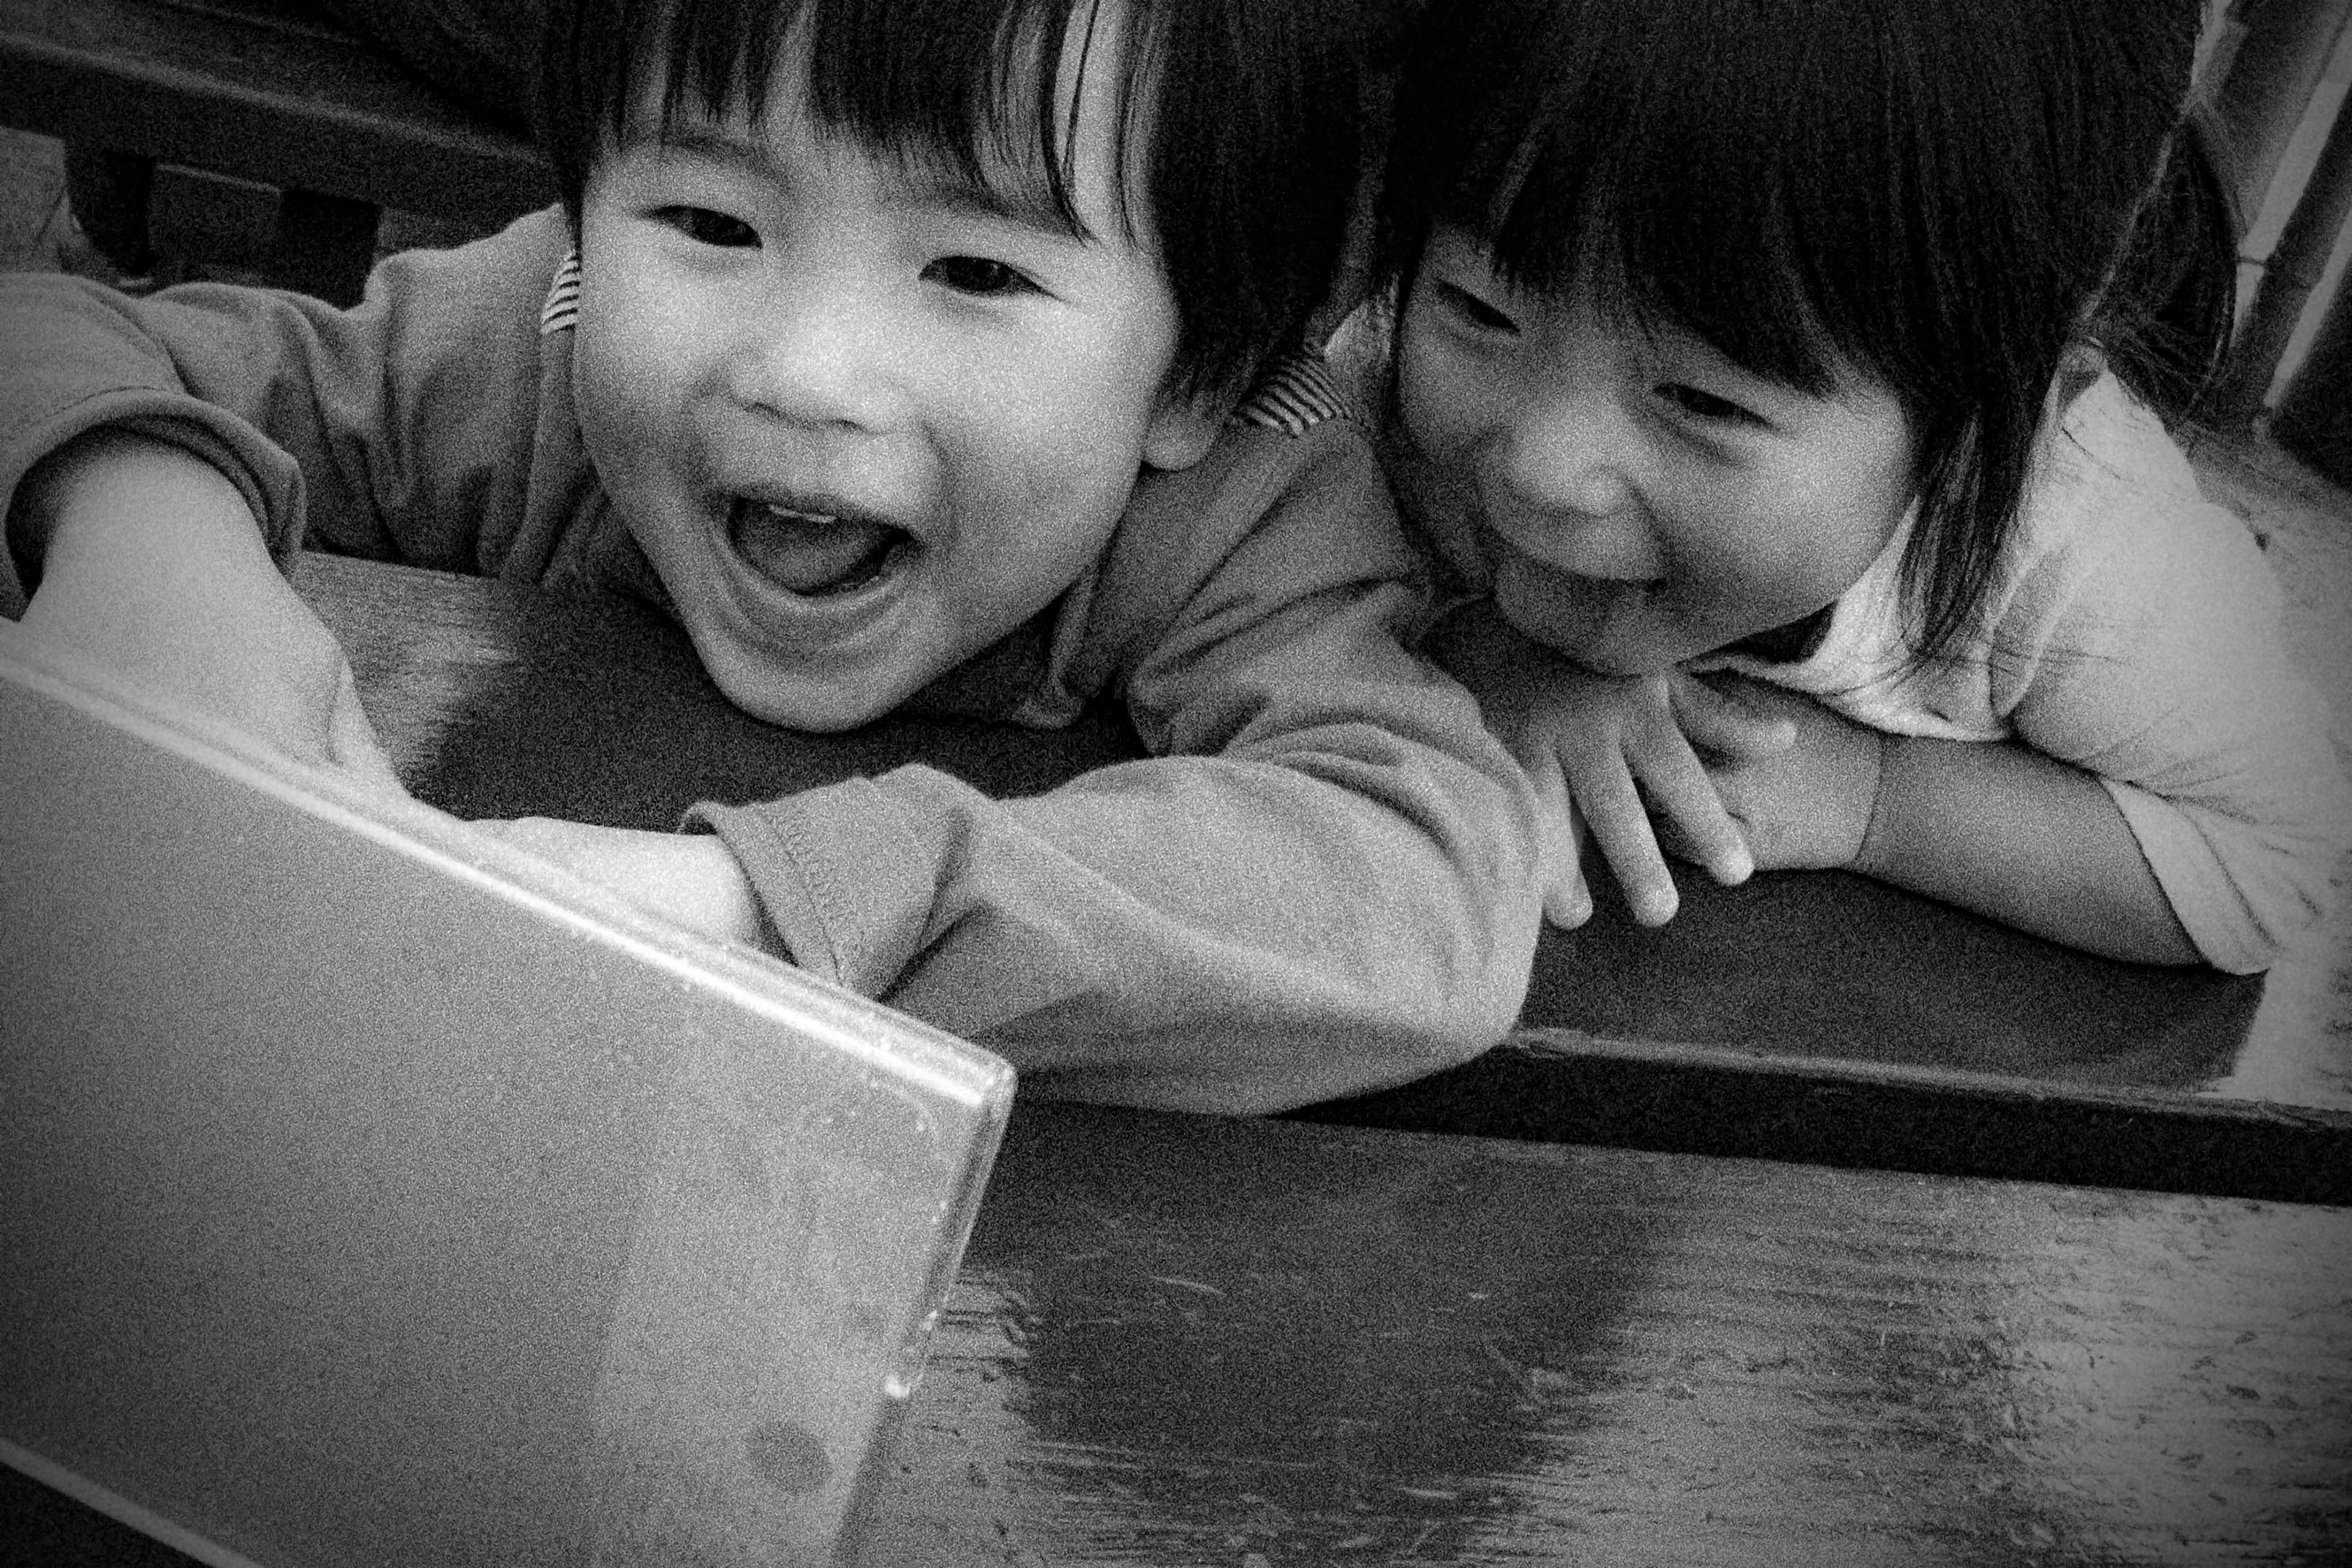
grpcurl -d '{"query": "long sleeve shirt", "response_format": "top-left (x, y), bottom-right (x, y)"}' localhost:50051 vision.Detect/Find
top-left (0, 209), bottom-right (1545, 1111)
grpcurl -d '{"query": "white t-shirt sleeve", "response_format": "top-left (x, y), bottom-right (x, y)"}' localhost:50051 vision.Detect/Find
top-left (1999, 397), bottom-right (2351, 972)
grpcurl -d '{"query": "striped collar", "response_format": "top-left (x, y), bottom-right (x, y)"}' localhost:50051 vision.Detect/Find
top-left (540, 249), bottom-right (582, 335)
top-left (1231, 349), bottom-right (1351, 436)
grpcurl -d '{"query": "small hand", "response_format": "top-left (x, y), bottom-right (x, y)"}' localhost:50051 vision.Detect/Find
top-left (475, 817), bottom-right (773, 951)
top-left (14, 428), bottom-right (403, 793)
top-left (1520, 666), bottom-right (1795, 927)
top-left (1428, 602), bottom-right (1795, 928)
top-left (1694, 676), bottom-right (1886, 871)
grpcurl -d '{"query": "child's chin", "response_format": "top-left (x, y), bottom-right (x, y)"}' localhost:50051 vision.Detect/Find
top-left (703, 657), bottom-right (914, 735)
top-left (751, 685), bottom-right (904, 734)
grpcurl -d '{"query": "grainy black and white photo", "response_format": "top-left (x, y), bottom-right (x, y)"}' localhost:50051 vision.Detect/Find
top-left (2, 0), bottom-right (2348, 1561)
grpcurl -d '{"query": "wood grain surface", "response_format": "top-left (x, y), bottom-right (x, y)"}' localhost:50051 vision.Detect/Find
top-left (13, 1099), bottom-right (2348, 1563)
top-left (860, 1102), bottom-right (2352, 1565)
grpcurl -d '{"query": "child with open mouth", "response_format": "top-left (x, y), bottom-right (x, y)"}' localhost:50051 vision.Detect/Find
top-left (2, 0), bottom-right (1544, 1111)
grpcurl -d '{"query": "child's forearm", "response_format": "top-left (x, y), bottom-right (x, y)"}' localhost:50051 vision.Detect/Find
top-left (1853, 733), bottom-right (2202, 965)
top-left (13, 426), bottom-right (398, 781)
top-left (18, 426), bottom-right (284, 620)
top-left (478, 818), bottom-right (778, 955)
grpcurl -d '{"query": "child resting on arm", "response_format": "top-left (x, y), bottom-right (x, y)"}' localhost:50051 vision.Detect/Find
top-left (1, 0), bottom-right (1543, 1110)
top-left (1331, 0), bottom-right (2350, 971)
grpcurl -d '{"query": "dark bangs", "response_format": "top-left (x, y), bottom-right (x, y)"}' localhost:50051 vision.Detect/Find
top-left (1378, 0), bottom-right (2209, 669)
top-left (1403, 2), bottom-right (1864, 396)
top-left (541, 0), bottom-right (1141, 241)
top-left (540, 0), bottom-right (1365, 407)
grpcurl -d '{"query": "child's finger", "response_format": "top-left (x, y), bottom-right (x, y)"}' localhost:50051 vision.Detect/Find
top-left (1545, 868), bottom-right (1592, 929)
top-left (1630, 745), bottom-right (1753, 886)
top-left (1576, 764), bottom-right (1679, 925)
top-left (1619, 698), bottom-right (1752, 886)
top-left (1532, 759), bottom-right (1592, 928)
top-left (1672, 673), bottom-right (1795, 761)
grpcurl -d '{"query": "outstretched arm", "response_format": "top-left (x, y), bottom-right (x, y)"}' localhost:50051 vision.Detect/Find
top-left (2, 212), bottom-right (582, 778)
top-left (681, 422), bottom-right (1551, 1114)
top-left (14, 427), bottom-right (399, 787)
top-left (473, 817), bottom-right (769, 949)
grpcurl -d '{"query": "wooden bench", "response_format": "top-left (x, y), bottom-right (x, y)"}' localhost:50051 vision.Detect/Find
top-left (0, 0), bottom-right (553, 303)
top-left (13, 1090), bottom-right (2352, 1564)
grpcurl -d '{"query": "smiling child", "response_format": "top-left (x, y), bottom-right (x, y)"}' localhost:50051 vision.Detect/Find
top-left (1338, 0), bottom-right (2350, 970)
top-left (1, 0), bottom-right (1543, 1110)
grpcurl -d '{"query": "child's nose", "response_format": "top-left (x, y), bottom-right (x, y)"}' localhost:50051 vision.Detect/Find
top-left (1493, 390), bottom-right (1639, 522)
top-left (728, 284), bottom-right (904, 432)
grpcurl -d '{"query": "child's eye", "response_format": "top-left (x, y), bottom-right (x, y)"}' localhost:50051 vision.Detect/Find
top-left (1438, 282), bottom-right (1519, 335)
top-left (924, 255), bottom-right (1038, 297)
top-left (1657, 383), bottom-right (1760, 424)
top-left (660, 206), bottom-right (760, 249)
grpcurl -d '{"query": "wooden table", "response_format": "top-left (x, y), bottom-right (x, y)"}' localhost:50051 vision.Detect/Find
top-left (14, 1099), bottom-right (2350, 1562)
top-left (7, 555), bottom-right (2350, 1562)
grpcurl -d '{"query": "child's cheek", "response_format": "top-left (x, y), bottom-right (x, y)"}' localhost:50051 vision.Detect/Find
top-left (1389, 382), bottom-right (1496, 578)
top-left (573, 318), bottom-right (685, 510)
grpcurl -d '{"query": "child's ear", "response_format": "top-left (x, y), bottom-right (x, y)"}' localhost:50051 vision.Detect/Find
top-left (1142, 387), bottom-right (1224, 473)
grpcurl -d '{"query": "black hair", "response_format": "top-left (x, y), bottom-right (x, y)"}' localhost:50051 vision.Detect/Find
top-left (1373, 0), bottom-right (2239, 670)
top-left (537, 0), bottom-right (1365, 409)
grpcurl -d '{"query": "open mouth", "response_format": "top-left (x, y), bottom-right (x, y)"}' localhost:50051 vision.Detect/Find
top-left (728, 499), bottom-right (913, 597)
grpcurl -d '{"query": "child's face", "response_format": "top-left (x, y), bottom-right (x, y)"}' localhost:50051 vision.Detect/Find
top-left (570, 7), bottom-right (1215, 730)
top-left (1392, 228), bottom-right (1918, 676)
